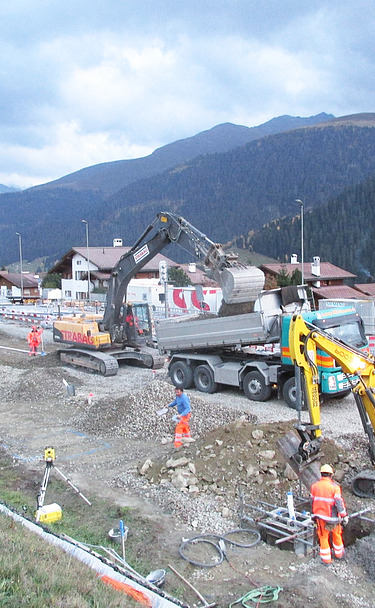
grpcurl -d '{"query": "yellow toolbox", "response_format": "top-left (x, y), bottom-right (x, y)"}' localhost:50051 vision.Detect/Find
top-left (36, 503), bottom-right (62, 523)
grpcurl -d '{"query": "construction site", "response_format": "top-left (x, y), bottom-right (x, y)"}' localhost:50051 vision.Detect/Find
top-left (1, 316), bottom-right (375, 608)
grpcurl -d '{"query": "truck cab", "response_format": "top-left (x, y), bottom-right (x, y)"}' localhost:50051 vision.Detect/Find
top-left (280, 308), bottom-right (368, 405)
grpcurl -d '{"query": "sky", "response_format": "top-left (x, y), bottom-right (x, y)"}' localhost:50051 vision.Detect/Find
top-left (1, 0), bottom-right (375, 189)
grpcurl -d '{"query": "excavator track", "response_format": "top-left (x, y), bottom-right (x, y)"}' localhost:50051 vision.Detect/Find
top-left (351, 470), bottom-right (375, 498)
top-left (111, 346), bottom-right (165, 369)
top-left (59, 349), bottom-right (119, 376)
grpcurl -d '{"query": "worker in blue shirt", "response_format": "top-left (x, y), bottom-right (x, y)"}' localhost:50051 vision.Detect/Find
top-left (168, 387), bottom-right (193, 448)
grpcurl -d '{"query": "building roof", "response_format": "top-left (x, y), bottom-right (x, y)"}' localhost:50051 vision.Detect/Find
top-left (260, 261), bottom-right (356, 281)
top-left (178, 263), bottom-right (218, 287)
top-left (354, 283), bottom-right (375, 297)
top-left (0, 271), bottom-right (39, 288)
top-left (311, 285), bottom-right (369, 299)
top-left (51, 247), bottom-right (178, 273)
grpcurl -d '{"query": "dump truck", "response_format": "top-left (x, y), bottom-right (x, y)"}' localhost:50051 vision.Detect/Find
top-left (156, 287), bottom-right (367, 407)
top-left (53, 211), bottom-right (265, 375)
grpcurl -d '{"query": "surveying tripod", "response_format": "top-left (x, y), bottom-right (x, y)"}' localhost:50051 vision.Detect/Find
top-left (36, 446), bottom-right (92, 522)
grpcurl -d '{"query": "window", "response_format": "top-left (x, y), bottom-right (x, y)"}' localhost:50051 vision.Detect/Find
top-left (76, 292), bottom-right (87, 300)
top-left (64, 290), bottom-right (72, 297)
top-left (77, 260), bottom-right (81, 265)
top-left (75, 271), bottom-right (85, 280)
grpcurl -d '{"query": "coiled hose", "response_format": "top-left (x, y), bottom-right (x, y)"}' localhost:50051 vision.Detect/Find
top-left (178, 528), bottom-right (261, 568)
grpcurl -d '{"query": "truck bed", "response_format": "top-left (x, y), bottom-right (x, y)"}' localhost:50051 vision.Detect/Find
top-left (156, 312), bottom-right (279, 352)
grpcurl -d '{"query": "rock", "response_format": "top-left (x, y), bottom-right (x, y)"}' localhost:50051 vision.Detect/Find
top-left (189, 485), bottom-right (200, 495)
top-left (252, 430), bottom-right (264, 440)
top-left (246, 465), bottom-right (259, 478)
top-left (267, 468), bottom-right (278, 479)
top-left (139, 459), bottom-right (153, 475)
top-left (333, 468), bottom-right (347, 482)
top-left (259, 450), bottom-right (275, 460)
top-left (166, 456), bottom-right (189, 468)
top-left (171, 472), bottom-right (189, 489)
top-left (283, 463), bottom-right (298, 481)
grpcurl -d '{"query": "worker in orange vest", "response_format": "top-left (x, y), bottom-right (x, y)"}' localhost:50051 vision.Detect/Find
top-left (27, 325), bottom-right (43, 356)
top-left (311, 464), bottom-right (348, 565)
top-left (167, 387), bottom-right (193, 448)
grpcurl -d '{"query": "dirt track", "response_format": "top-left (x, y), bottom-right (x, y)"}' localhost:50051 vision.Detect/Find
top-left (1, 320), bottom-right (375, 607)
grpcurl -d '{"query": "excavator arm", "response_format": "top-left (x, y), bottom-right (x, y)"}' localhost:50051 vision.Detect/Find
top-left (287, 313), bottom-right (375, 497)
top-left (102, 211), bottom-right (264, 338)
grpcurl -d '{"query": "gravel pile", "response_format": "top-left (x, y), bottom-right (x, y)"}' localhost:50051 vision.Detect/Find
top-left (70, 378), bottom-right (254, 440)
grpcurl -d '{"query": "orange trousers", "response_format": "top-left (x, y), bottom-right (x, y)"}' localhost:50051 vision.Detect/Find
top-left (316, 518), bottom-right (345, 563)
top-left (174, 413), bottom-right (191, 447)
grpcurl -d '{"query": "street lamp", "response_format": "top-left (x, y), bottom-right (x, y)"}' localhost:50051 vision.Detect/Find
top-left (295, 199), bottom-right (304, 286)
top-left (15, 232), bottom-right (24, 302)
top-left (81, 220), bottom-right (91, 302)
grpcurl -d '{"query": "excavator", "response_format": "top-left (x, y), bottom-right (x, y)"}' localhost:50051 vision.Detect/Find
top-left (280, 311), bottom-right (375, 498)
top-left (53, 211), bottom-right (264, 376)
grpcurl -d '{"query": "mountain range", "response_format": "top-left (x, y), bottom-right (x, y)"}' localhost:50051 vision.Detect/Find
top-left (1, 111), bottom-right (375, 281)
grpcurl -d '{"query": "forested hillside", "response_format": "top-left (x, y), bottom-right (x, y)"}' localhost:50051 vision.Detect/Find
top-left (1, 113), bottom-right (375, 272)
top-left (29, 113), bottom-right (333, 196)
top-left (249, 176), bottom-right (375, 281)
top-left (99, 121), bottom-right (375, 252)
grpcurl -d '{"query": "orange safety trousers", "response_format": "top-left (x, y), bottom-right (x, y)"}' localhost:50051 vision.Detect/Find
top-left (28, 338), bottom-right (40, 355)
top-left (174, 413), bottom-right (191, 447)
top-left (316, 518), bottom-right (345, 564)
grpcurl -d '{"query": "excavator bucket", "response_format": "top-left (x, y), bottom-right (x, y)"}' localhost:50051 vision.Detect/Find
top-left (277, 431), bottom-right (321, 490)
top-left (216, 266), bottom-right (265, 304)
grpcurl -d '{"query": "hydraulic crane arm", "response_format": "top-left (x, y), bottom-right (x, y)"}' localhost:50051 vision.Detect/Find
top-left (288, 313), bottom-right (375, 497)
top-left (102, 211), bottom-right (264, 334)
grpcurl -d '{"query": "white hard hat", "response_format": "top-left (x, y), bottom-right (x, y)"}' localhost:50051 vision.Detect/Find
top-left (320, 464), bottom-right (334, 475)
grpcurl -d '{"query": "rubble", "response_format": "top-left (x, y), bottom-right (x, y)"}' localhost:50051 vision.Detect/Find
top-left (1, 323), bottom-right (375, 608)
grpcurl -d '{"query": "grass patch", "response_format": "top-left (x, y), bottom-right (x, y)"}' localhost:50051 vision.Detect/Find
top-left (0, 515), bottom-right (140, 607)
top-left (0, 449), bottom-right (167, 606)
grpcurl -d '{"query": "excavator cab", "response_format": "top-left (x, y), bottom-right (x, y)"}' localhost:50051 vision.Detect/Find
top-left (117, 302), bottom-right (154, 347)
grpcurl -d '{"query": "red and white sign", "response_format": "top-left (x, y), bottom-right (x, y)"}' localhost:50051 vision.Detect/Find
top-left (171, 288), bottom-right (222, 313)
top-left (133, 244), bottom-right (150, 264)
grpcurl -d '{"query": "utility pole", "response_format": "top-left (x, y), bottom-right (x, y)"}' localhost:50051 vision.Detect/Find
top-left (159, 260), bottom-right (168, 318)
top-left (15, 232), bottom-right (24, 302)
top-left (295, 199), bottom-right (304, 286)
top-left (81, 219), bottom-right (91, 302)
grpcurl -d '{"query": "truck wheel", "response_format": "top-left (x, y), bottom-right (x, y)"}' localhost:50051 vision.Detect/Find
top-left (169, 361), bottom-right (194, 389)
top-left (194, 364), bottom-right (218, 393)
top-left (282, 376), bottom-right (307, 410)
top-left (243, 371), bottom-right (272, 402)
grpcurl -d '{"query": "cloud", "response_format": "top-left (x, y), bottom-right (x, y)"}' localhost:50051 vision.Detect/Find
top-left (1, 1), bottom-right (375, 187)
top-left (0, 121), bottom-right (152, 188)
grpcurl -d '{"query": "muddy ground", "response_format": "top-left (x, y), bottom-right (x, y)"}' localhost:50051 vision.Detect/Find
top-left (0, 320), bottom-right (375, 607)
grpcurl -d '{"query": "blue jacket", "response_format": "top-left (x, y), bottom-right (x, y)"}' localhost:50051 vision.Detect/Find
top-left (168, 392), bottom-right (191, 417)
